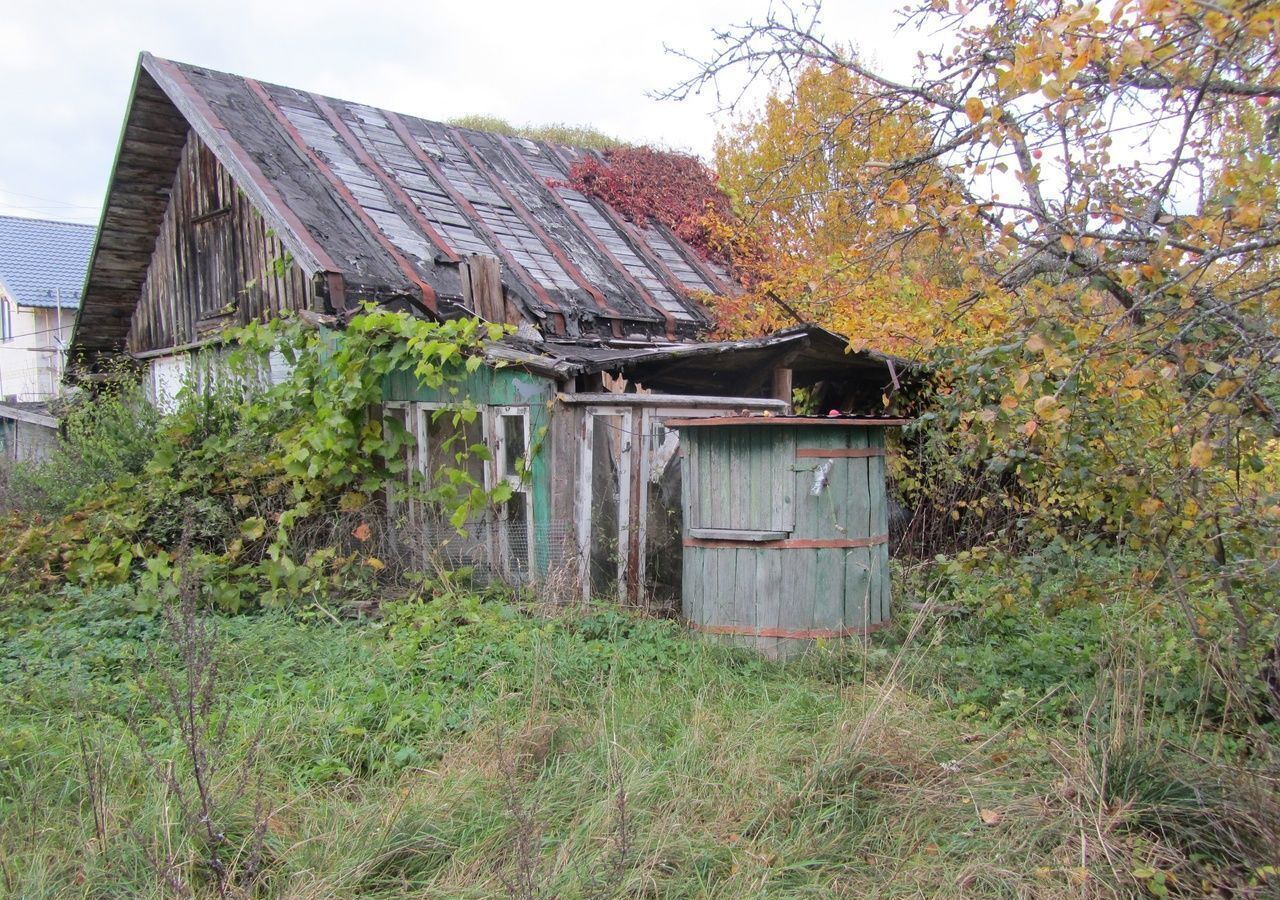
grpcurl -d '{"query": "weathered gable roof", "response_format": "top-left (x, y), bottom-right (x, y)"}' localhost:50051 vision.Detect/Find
top-left (75, 53), bottom-right (728, 359)
top-left (0, 215), bottom-right (95, 309)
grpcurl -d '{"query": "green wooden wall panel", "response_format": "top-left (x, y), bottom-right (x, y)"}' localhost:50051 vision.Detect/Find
top-left (844, 548), bottom-right (872, 630)
top-left (688, 426), bottom-right (793, 533)
top-left (682, 422), bottom-right (895, 659)
top-left (756, 545), bottom-right (783, 658)
top-left (384, 365), bottom-right (554, 407)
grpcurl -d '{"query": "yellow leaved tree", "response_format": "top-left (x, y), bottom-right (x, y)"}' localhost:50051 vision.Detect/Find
top-left (711, 63), bottom-right (1008, 352)
top-left (670, 0), bottom-right (1280, 661)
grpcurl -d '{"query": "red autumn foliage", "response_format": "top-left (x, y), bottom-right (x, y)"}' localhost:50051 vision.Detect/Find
top-left (561, 147), bottom-right (737, 266)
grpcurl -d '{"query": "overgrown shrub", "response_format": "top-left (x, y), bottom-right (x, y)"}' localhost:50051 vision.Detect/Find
top-left (0, 308), bottom-right (510, 614)
top-left (882, 548), bottom-right (1275, 735)
top-left (4, 375), bottom-right (159, 516)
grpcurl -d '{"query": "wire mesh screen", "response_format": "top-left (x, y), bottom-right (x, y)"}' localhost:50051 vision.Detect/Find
top-left (391, 514), bottom-right (579, 590)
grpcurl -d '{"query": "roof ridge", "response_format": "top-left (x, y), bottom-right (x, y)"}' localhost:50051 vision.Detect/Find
top-left (145, 53), bottom-right (625, 157)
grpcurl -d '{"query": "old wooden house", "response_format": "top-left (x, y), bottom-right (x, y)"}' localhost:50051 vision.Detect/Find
top-left (71, 53), bottom-right (913, 603)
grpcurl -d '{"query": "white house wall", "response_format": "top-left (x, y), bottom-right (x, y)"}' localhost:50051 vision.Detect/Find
top-left (0, 297), bottom-right (74, 402)
top-left (144, 345), bottom-right (293, 412)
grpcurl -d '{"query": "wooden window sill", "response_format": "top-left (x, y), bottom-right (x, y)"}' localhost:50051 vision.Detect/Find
top-left (687, 528), bottom-right (790, 542)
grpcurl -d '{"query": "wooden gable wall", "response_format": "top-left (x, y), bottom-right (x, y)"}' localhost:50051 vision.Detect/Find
top-left (127, 130), bottom-right (314, 355)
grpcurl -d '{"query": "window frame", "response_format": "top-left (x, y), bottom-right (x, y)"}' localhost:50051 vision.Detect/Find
top-left (382, 401), bottom-right (536, 578)
top-left (490, 405), bottom-right (534, 578)
top-left (380, 401), bottom-right (418, 527)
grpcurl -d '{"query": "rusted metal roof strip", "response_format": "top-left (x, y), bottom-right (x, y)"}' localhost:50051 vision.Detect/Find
top-left (451, 131), bottom-right (624, 334)
top-left (794, 447), bottom-right (887, 458)
top-left (683, 535), bottom-right (888, 550)
top-left (382, 110), bottom-right (565, 333)
top-left (147, 58), bottom-right (342, 285)
top-left (245, 78), bottom-right (438, 312)
top-left (496, 134), bottom-right (679, 340)
top-left (310, 94), bottom-right (459, 265)
top-left (691, 622), bottom-right (888, 639)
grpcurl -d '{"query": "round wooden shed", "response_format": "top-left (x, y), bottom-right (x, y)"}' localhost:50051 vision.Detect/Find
top-left (670, 416), bottom-right (908, 659)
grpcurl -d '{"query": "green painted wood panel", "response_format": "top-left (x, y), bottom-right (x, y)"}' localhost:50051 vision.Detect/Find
top-left (384, 365), bottom-right (554, 407)
top-left (756, 543), bottom-right (783, 658)
top-left (688, 426), bottom-right (793, 533)
top-left (680, 422), bottom-right (894, 659)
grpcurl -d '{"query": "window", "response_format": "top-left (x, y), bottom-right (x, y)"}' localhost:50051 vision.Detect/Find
top-left (381, 401), bottom-right (419, 525)
top-left (266, 350), bottom-right (293, 386)
top-left (418, 403), bottom-right (486, 505)
top-left (385, 401), bottom-right (490, 525)
top-left (382, 402), bottom-right (535, 579)
top-left (492, 407), bottom-right (533, 578)
top-left (501, 413), bottom-right (527, 478)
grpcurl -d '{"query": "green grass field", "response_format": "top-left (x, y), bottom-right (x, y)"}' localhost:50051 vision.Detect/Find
top-left (3, 564), bottom-right (1275, 898)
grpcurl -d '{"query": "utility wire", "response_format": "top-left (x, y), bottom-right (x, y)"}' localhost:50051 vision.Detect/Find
top-left (0, 188), bottom-right (99, 209)
top-left (0, 322), bottom-right (76, 343)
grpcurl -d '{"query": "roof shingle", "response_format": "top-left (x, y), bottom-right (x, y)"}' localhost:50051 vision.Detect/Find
top-left (0, 215), bottom-right (95, 309)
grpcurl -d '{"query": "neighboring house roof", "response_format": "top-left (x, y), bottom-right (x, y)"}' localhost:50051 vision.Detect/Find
top-left (0, 401), bottom-right (59, 429)
top-left (0, 215), bottom-right (95, 309)
top-left (74, 53), bottom-right (729, 360)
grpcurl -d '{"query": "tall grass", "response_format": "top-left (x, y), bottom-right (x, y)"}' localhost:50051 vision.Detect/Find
top-left (4, 574), bottom-right (1276, 897)
top-left (446, 115), bottom-right (629, 151)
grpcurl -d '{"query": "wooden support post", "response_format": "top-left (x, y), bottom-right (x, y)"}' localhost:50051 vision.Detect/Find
top-left (772, 367), bottom-right (794, 413)
top-left (461, 254), bottom-right (506, 323)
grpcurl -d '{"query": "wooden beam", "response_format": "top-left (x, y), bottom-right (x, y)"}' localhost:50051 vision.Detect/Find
top-left (460, 254), bottom-right (510, 324)
top-left (0, 404), bottom-right (58, 429)
top-left (667, 416), bottom-right (913, 427)
top-left (682, 535), bottom-right (888, 550)
top-left (687, 527), bottom-right (790, 542)
top-left (556, 393), bottom-right (786, 409)
top-left (771, 366), bottom-right (793, 413)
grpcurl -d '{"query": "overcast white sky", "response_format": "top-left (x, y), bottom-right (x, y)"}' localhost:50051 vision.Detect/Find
top-left (0, 0), bottom-right (931, 226)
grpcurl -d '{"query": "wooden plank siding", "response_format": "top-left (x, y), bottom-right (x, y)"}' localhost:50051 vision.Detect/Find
top-left (678, 421), bottom-right (895, 659)
top-left (126, 130), bottom-right (313, 354)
